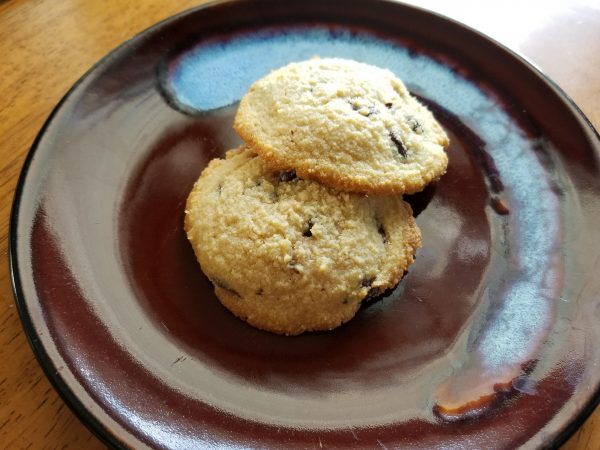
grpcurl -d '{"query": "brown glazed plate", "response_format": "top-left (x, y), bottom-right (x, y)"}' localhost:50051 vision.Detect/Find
top-left (9, 0), bottom-right (600, 448)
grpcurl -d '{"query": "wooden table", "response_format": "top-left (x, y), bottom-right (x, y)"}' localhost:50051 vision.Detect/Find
top-left (0, 0), bottom-right (598, 448)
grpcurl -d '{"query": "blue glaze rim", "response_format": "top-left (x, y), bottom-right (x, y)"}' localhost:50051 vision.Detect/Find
top-left (8, 0), bottom-right (600, 449)
top-left (156, 25), bottom-right (425, 116)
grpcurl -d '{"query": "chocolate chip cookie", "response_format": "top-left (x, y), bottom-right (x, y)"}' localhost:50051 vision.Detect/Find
top-left (234, 58), bottom-right (449, 195)
top-left (184, 147), bottom-right (422, 335)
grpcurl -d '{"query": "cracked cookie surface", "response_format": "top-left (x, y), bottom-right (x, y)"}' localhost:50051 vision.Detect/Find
top-left (184, 147), bottom-right (421, 335)
top-left (234, 58), bottom-right (449, 194)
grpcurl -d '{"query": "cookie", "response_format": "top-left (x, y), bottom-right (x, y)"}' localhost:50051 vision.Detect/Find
top-left (234, 57), bottom-right (449, 195)
top-left (184, 147), bottom-right (422, 335)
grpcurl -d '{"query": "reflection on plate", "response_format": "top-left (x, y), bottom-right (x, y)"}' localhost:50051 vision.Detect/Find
top-left (10, 0), bottom-right (600, 448)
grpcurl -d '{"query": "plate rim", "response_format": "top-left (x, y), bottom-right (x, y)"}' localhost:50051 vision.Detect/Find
top-left (8, 0), bottom-right (600, 448)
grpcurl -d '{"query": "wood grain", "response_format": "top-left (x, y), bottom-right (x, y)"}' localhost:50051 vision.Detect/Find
top-left (0, 0), bottom-right (597, 448)
top-left (0, 1), bottom-right (203, 448)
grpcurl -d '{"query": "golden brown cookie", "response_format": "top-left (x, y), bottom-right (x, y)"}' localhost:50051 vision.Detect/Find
top-left (234, 58), bottom-right (449, 195)
top-left (184, 147), bottom-right (421, 335)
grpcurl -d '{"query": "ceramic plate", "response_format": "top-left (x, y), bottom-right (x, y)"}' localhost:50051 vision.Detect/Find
top-left (10, 0), bottom-right (600, 448)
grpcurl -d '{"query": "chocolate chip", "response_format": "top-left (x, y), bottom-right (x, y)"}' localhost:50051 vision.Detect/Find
top-left (377, 222), bottom-right (388, 243)
top-left (361, 277), bottom-right (376, 288)
top-left (364, 287), bottom-right (382, 301)
top-left (385, 102), bottom-right (393, 109)
top-left (278, 170), bottom-right (297, 182)
top-left (389, 130), bottom-right (408, 157)
top-left (406, 116), bottom-right (423, 134)
top-left (367, 105), bottom-right (378, 117)
top-left (303, 218), bottom-right (314, 237)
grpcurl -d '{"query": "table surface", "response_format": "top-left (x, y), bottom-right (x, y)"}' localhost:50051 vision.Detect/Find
top-left (0, 0), bottom-right (598, 448)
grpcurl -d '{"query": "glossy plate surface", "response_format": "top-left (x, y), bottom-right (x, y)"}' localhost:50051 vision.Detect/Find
top-left (10, 0), bottom-right (600, 448)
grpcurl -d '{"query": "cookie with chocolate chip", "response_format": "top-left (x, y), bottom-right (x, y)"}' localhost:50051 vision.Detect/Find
top-left (184, 147), bottom-right (421, 335)
top-left (234, 57), bottom-right (449, 194)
